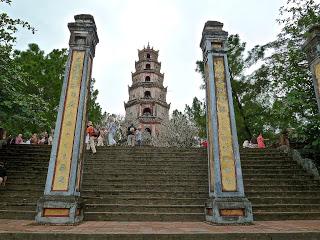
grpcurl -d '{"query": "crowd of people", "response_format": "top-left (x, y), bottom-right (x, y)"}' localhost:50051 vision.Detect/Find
top-left (0, 128), bottom-right (54, 147)
top-left (85, 120), bottom-right (145, 154)
top-left (242, 131), bottom-right (290, 149)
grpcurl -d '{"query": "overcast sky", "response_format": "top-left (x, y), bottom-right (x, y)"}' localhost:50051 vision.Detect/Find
top-left (3, 0), bottom-right (285, 115)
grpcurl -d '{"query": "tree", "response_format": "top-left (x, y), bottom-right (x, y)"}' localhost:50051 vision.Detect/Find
top-left (247, 0), bottom-right (320, 147)
top-left (12, 44), bottom-right (68, 130)
top-left (193, 0), bottom-right (320, 148)
top-left (184, 97), bottom-right (206, 138)
top-left (88, 78), bottom-right (104, 126)
top-left (0, 0), bottom-right (40, 135)
top-left (151, 110), bottom-right (199, 147)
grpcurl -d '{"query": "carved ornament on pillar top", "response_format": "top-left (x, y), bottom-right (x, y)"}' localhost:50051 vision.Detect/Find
top-left (68, 14), bottom-right (99, 57)
top-left (303, 24), bottom-right (320, 64)
top-left (200, 21), bottom-right (228, 54)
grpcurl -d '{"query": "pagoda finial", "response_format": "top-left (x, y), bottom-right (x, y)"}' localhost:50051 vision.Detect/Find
top-left (147, 42), bottom-right (150, 49)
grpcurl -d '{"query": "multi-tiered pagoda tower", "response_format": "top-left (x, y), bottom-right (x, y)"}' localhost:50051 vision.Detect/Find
top-left (124, 44), bottom-right (170, 136)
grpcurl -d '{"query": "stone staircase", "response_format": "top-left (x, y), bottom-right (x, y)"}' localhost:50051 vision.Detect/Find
top-left (0, 145), bottom-right (319, 221)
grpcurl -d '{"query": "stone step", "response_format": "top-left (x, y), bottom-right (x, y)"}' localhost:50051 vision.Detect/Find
top-left (253, 212), bottom-right (320, 221)
top-left (2, 183), bottom-right (319, 194)
top-left (83, 197), bottom-right (207, 205)
top-left (85, 204), bottom-right (204, 213)
top-left (82, 190), bottom-right (208, 198)
top-left (83, 211), bottom-right (205, 221)
top-left (0, 210), bottom-right (35, 220)
top-left (252, 204), bottom-right (320, 212)
top-left (0, 203), bottom-right (36, 211)
top-left (84, 158), bottom-right (290, 163)
top-left (246, 191), bottom-right (320, 197)
top-left (249, 197), bottom-right (320, 205)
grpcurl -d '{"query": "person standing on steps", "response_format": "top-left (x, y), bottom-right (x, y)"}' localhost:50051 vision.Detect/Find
top-left (257, 133), bottom-right (266, 149)
top-left (135, 126), bottom-right (142, 146)
top-left (127, 123), bottom-right (136, 147)
top-left (86, 121), bottom-right (97, 154)
top-left (0, 128), bottom-right (7, 149)
top-left (0, 162), bottom-right (7, 187)
top-left (97, 127), bottom-right (106, 147)
top-left (107, 117), bottom-right (117, 146)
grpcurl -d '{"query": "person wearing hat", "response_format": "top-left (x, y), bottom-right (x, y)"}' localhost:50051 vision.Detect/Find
top-left (86, 121), bottom-right (97, 154)
top-left (135, 126), bottom-right (142, 146)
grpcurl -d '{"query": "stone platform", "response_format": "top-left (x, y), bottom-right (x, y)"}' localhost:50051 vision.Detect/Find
top-left (0, 220), bottom-right (320, 240)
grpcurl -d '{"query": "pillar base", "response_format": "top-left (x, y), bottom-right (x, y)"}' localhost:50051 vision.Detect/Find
top-left (205, 197), bottom-right (253, 224)
top-left (35, 195), bottom-right (84, 224)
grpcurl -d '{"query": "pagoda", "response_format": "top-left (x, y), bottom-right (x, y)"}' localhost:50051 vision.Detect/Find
top-left (124, 44), bottom-right (170, 136)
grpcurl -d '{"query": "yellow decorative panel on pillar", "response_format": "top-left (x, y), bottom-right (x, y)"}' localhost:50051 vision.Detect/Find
top-left (43, 208), bottom-right (70, 217)
top-left (76, 57), bottom-right (92, 192)
top-left (213, 56), bottom-right (237, 192)
top-left (52, 50), bottom-right (85, 191)
top-left (314, 63), bottom-right (320, 96)
top-left (205, 62), bottom-right (215, 191)
top-left (220, 209), bottom-right (244, 217)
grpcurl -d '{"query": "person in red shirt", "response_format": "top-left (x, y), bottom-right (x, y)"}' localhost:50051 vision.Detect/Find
top-left (201, 139), bottom-right (208, 148)
top-left (86, 121), bottom-right (96, 154)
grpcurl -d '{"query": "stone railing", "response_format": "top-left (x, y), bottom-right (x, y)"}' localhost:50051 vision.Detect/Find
top-left (279, 146), bottom-right (320, 180)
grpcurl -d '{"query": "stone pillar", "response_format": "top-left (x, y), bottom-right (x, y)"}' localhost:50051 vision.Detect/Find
top-left (303, 25), bottom-right (320, 113)
top-left (35, 14), bottom-right (99, 224)
top-left (200, 21), bottom-right (253, 224)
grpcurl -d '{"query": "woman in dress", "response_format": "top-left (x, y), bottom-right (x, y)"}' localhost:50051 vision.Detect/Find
top-left (107, 117), bottom-right (117, 146)
top-left (257, 133), bottom-right (266, 148)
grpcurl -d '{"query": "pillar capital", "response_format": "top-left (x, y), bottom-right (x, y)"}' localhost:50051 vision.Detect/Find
top-left (303, 24), bottom-right (320, 64)
top-left (200, 21), bottom-right (228, 53)
top-left (68, 14), bottom-right (99, 57)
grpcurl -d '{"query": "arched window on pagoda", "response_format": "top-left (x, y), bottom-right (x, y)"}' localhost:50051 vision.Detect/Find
top-left (144, 91), bottom-right (151, 98)
top-left (143, 108), bottom-right (152, 116)
top-left (145, 128), bottom-right (152, 134)
top-left (146, 53), bottom-right (150, 59)
top-left (145, 76), bottom-right (150, 82)
top-left (146, 64), bottom-right (151, 69)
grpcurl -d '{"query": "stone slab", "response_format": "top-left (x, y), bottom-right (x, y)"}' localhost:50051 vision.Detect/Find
top-left (0, 220), bottom-right (320, 240)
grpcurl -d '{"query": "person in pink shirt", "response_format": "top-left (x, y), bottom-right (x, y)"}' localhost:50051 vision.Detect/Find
top-left (15, 134), bottom-right (23, 144)
top-left (257, 133), bottom-right (266, 148)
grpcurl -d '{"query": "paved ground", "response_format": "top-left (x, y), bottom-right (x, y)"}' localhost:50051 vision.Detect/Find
top-left (0, 219), bottom-right (320, 234)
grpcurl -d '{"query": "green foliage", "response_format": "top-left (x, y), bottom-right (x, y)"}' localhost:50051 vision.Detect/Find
top-left (12, 44), bottom-right (68, 131)
top-left (184, 97), bottom-right (206, 138)
top-left (0, 1), bottom-right (104, 136)
top-left (0, 0), bottom-right (35, 47)
top-left (1, 43), bottom-right (104, 135)
top-left (88, 78), bottom-right (104, 125)
top-left (192, 0), bottom-right (320, 148)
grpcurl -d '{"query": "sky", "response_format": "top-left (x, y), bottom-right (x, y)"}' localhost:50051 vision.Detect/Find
top-left (2, 0), bottom-right (285, 115)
